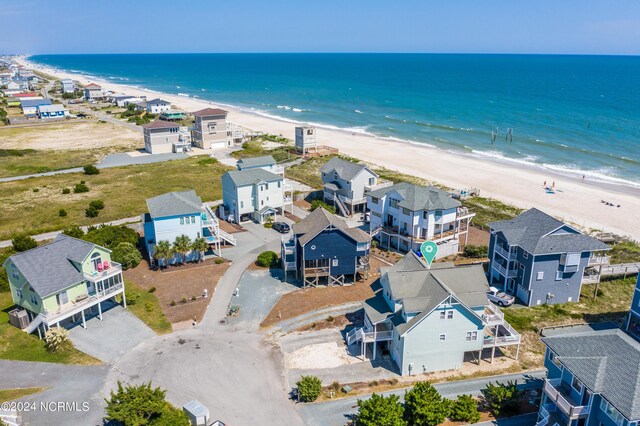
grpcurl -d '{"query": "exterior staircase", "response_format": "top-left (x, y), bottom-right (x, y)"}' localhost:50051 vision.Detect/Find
top-left (203, 204), bottom-right (236, 246)
top-left (24, 313), bottom-right (45, 334)
top-left (335, 195), bottom-right (349, 217)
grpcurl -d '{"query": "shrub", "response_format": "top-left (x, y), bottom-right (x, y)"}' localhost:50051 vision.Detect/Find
top-left (463, 245), bottom-right (489, 258)
top-left (32, 188), bottom-right (39, 192)
top-left (58, 209), bottom-right (67, 217)
top-left (310, 199), bottom-right (336, 214)
top-left (404, 381), bottom-right (450, 426)
top-left (44, 328), bottom-right (71, 353)
top-left (296, 375), bottom-right (322, 402)
top-left (12, 235), bottom-right (37, 252)
top-left (355, 393), bottom-right (406, 426)
top-left (149, 287), bottom-right (157, 293)
top-left (145, 302), bottom-right (153, 313)
top-left (197, 157), bottom-right (218, 166)
top-left (214, 258), bottom-right (225, 264)
top-left (170, 301), bottom-right (176, 307)
top-left (256, 251), bottom-right (279, 268)
top-left (482, 380), bottom-right (523, 417)
top-left (62, 187), bottom-right (71, 194)
top-left (83, 164), bottom-right (100, 175)
top-left (83, 225), bottom-right (139, 249)
top-left (450, 394), bottom-right (481, 423)
top-left (125, 291), bottom-right (139, 306)
top-left (89, 200), bottom-right (105, 210)
top-left (326, 315), bottom-right (335, 322)
top-left (111, 242), bottom-right (142, 270)
top-left (191, 296), bottom-right (196, 301)
top-left (181, 297), bottom-right (187, 304)
top-left (74, 183), bottom-right (89, 193)
top-left (85, 206), bottom-right (99, 217)
top-left (62, 226), bottom-right (85, 238)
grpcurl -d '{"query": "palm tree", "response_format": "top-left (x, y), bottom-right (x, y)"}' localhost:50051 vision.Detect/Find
top-left (173, 234), bottom-right (192, 264)
top-left (153, 240), bottom-right (172, 269)
top-left (191, 237), bottom-right (209, 262)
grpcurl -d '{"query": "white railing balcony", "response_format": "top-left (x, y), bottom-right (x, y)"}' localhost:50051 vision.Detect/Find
top-left (543, 378), bottom-right (591, 418)
top-left (582, 274), bottom-right (600, 284)
top-left (43, 282), bottom-right (125, 325)
top-left (589, 255), bottom-right (610, 265)
top-left (493, 262), bottom-right (518, 278)
top-left (494, 245), bottom-right (516, 260)
top-left (364, 180), bottom-right (393, 192)
top-left (363, 330), bottom-right (394, 342)
top-left (284, 196), bottom-right (293, 204)
top-left (482, 303), bottom-right (505, 326)
top-left (83, 262), bottom-right (122, 282)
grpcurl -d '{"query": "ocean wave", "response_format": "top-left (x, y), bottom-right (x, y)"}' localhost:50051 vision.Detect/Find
top-left (354, 109), bottom-right (363, 114)
top-left (176, 85), bottom-right (180, 88)
top-left (277, 105), bottom-right (291, 110)
top-left (178, 93), bottom-right (189, 97)
top-left (201, 88), bottom-right (206, 92)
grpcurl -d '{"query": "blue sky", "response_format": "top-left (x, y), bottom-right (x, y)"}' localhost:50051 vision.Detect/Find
top-left (1, 0), bottom-right (639, 55)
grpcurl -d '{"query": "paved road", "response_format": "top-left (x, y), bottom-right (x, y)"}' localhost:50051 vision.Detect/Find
top-left (0, 360), bottom-right (109, 426)
top-left (297, 370), bottom-right (546, 426)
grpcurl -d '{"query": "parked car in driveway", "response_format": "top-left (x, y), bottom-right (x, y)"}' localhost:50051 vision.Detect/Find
top-left (272, 222), bottom-right (290, 233)
top-left (487, 286), bottom-right (515, 306)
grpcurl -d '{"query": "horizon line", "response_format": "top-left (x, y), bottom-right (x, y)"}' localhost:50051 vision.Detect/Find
top-left (12, 51), bottom-right (640, 57)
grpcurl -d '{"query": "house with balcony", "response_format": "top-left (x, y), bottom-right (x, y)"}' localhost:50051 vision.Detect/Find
top-left (142, 120), bottom-right (192, 154)
top-left (145, 98), bottom-right (171, 114)
top-left (191, 108), bottom-right (230, 149)
top-left (236, 155), bottom-right (283, 175)
top-left (37, 104), bottom-right (67, 120)
top-left (366, 182), bottom-right (475, 259)
top-left (83, 83), bottom-right (104, 100)
top-left (20, 98), bottom-right (51, 117)
top-left (321, 157), bottom-right (391, 217)
top-left (143, 190), bottom-right (236, 262)
top-left (61, 79), bottom-right (75, 94)
top-left (537, 328), bottom-right (640, 426)
top-left (488, 208), bottom-right (611, 307)
top-left (347, 252), bottom-right (520, 375)
top-left (221, 167), bottom-right (291, 224)
top-left (281, 207), bottom-right (371, 286)
top-left (3, 234), bottom-right (126, 338)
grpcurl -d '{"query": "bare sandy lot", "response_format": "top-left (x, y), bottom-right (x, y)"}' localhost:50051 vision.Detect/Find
top-left (0, 121), bottom-right (141, 151)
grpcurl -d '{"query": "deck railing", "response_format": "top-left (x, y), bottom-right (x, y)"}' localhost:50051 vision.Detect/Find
top-left (43, 282), bottom-right (125, 324)
top-left (493, 262), bottom-right (518, 278)
top-left (83, 262), bottom-right (122, 282)
top-left (543, 378), bottom-right (591, 418)
top-left (304, 266), bottom-right (330, 276)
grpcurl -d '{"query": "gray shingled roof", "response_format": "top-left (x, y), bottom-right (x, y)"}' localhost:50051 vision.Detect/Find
top-left (367, 182), bottom-right (460, 211)
top-left (321, 157), bottom-right (376, 182)
top-left (146, 190), bottom-right (202, 219)
top-left (489, 208), bottom-right (610, 255)
top-left (542, 329), bottom-right (640, 420)
top-left (380, 253), bottom-right (489, 335)
top-left (292, 208), bottom-right (371, 246)
top-left (146, 98), bottom-right (169, 105)
top-left (4, 235), bottom-right (97, 298)
top-left (362, 291), bottom-right (394, 324)
top-left (236, 155), bottom-right (276, 170)
top-left (223, 168), bottom-right (283, 187)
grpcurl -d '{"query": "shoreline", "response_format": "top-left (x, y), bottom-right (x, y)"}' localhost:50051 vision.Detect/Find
top-left (18, 57), bottom-right (640, 240)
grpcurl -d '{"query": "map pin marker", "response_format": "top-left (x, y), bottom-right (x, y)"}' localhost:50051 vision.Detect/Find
top-left (420, 241), bottom-right (438, 268)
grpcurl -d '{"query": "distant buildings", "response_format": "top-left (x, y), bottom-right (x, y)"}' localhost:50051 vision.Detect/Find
top-left (282, 207), bottom-right (372, 286)
top-left (321, 157), bottom-right (390, 217)
top-left (61, 79), bottom-right (75, 94)
top-left (488, 208), bottom-right (610, 306)
top-left (3, 235), bottom-right (126, 338)
top-left (83, 83), bottom-right (104, 100)
top-left (192, 108), bottom-right (230, 149)
top-left (142, 120), bottom-right (191, 154)
top-left (20, 98), bottom-right (52, 117)
top-left (221, 167), bottom-right (287, 224)
top-left (145, 98), bottom-right (171, 114)
top-left (367, 182), bottom-right (475, 259)
top-left (295, 125), bottom-right (317, 155)
top-left (348, 252), bottom-right (520, 375)
top-left (37, 104), bottom-right (67, 120)
top-left (236, 155), bottom-right (282, 174)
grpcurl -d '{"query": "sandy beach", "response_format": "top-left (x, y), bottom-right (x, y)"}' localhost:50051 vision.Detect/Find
top-left (20, 57), bottom-right (640, 240)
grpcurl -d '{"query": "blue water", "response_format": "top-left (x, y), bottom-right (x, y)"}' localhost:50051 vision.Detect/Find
top-left (29, 54), bottom-right (640, 186)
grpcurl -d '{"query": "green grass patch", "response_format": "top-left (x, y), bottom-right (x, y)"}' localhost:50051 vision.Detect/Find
top-left (460, 196), bottom-right (524, 228)
top-left (0, 148), bottom-right (125, 178)
top-left (503, 277), bottom-right (636, 333)
top-left (118, 280), bottom-right (172, 335)
top-left (286, 156), bottom-right (334, 188)
top-left (0, 291), bottom-right (100, 364)
top-left (0, 387), bottom-right (46, 403)
top-left (609, 241), bottom-right (640, 264)
top-left (0, 156), bottom-right (232, 240)
top-left (231, 137), bottom-right (295, 163)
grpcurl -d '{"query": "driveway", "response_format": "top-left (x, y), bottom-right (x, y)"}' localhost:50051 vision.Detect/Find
top-left (68, 305), bottom-right (155, 364)
top-left (0, 360), bottom-right (109, 426)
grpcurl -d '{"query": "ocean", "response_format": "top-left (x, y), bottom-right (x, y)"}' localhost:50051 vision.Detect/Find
top-left (29, 53), bottom-right (640, 187)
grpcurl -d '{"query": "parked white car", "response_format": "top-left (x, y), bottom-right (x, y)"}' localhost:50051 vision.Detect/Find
top-left (487, 286), bottom-right (515, 306)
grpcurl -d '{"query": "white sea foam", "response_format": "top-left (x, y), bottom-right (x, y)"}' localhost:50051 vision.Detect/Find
top-left (354, 109), bottom-right (363, 114)
top-left (277, 105), bottom-right (291, 110)
top-left (178, 93), bottom-right (189, 97)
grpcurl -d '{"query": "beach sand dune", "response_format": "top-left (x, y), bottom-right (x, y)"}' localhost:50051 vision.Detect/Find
top-left (21, 58), bottom-right (640, 240)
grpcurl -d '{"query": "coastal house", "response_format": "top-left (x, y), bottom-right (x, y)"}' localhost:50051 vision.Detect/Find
top-left (236, 155), bottom-right (283, 174)
top-left (145, 98), bottom-right (171, 114)
top-left (625, 276), bottom-right (640, 341)
top-left (61, 79), bottom-right (75, 94)
top-left (367, 182), bottom-right (475, 259)
top-left (3, 235), bottom-right (126, 338)
top-left (281, 208), bottom-right (372, 286)
top-left (347, 252), bottom-right (520, 375)
top-left (537, 327), bottom-right (640, 426)
top-left (5, 81), bottom-right (21, 91)
top-left (20, 98), bottom-right (52, 117)
top-left (295, 125), bottom-right (317, 155)
top-left (143, 191), bottom-right (236, 262)
top-left (221, 168), bottom-right (288, 224)
top-left (122, 97), bottom-right (146, 108)
top-left (321, 157), bottom-right (391, 217)
top-left (191, 108), bottom-right (231, 149)
top-left (83, 83), bottom-right (104, 100)
top-left (37, 104), bottom-right (67, 120)
top-left (142, 120), bottom-right (183, 154)
top-left (113, 95), bottom-right (135, 107)
top-left (488, 208), bottom-right (610, 307)
top-left (159, 110), bottom-right (186, 121)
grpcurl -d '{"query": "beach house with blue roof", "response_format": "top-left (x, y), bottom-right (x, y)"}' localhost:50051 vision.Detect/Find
top-left (488, 208), bottom-right (611, 306)
top-left (20, 98), bottom-right (51, 117)
top-left (143, 191), bottom-right (236, 263)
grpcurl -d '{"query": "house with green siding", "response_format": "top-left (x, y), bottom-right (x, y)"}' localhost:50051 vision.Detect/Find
top-left (3, 234), bottom-right (126, 338)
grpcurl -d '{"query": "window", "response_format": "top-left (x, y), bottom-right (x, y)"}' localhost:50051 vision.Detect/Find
top-left (11, 265), bottom-right (19, 280)
top-left (440, 311), bottom-right (446, 320)
top-left (447, 310), bottom-right (454, 320)
top-left (180, 217), bottom-right (185, 225)
top-left (260, 185), bottom-right (264, 192)
top-left (434, 210), bottom-right (442, 217)
top-left (439, 334), bottom-right (446, 342)
top-left (30, 294), bottom-right (38, 305)
top-left (91, 252), bottom-right (102, 271)
top-left (571, 376), bottom-right (583, 394)
top-left (240, 201), bottom-right (244, 208)
top-left (523, 250), bottom-right (529, 259)
top-left (277, 181), bottom-right (281, 188)
top-left (16, 288), bottom-right (23, 299)
top-left (402, 208), bottom-right (410, 215)
top-left (600, 399), bottom-right (624, 426)
top-left (536, 271), bottom-right (544, 281)
top-left (371, 197), bottom-right (379, 205)
top-left (368, 177), bottom-right (375, 185)
top-left (440, 310), bottom-right (454, 319)
top-left (555, 271), bottom-right (563, 281)
top-left (191, 216), bottom-right (196, 224)
top-left (265, 183), bottom-right (269, 190)
top-left (332, 259), bottom-right (339, 267)
top-left (466, 331), bottom-right (478, 341)
top-left (389, 198), bottom-right (400, 209)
